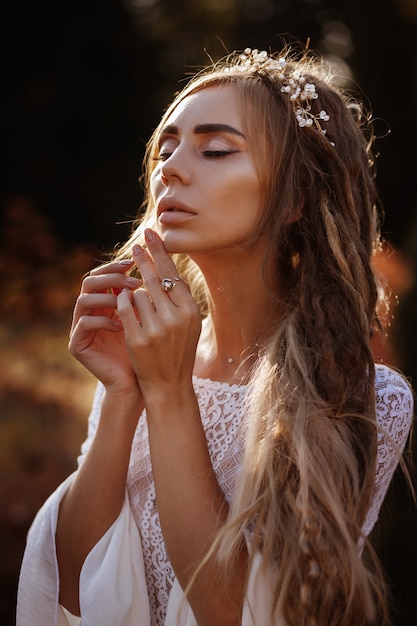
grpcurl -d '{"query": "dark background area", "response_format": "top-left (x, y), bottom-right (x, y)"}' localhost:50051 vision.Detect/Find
top-left (1, 1), bottom-right (416, 624)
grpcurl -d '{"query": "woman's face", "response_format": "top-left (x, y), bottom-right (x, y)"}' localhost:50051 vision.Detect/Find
top-left (150, 84), bottom-right (263, 258)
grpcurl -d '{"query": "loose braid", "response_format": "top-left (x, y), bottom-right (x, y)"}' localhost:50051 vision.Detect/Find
top-left (228, 55), bottom-right (383, 624)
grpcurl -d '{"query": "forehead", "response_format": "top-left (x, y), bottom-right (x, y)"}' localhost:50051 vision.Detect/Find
top-left (162, 84), bottom-right (243, 130)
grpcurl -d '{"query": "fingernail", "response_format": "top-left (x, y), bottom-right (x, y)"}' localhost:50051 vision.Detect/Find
top-left (133, 244), bottom-right (144, 256)
top-left (126, 277), bottom-right (142, 285)
top-left (119, 259), bottom-right (134, 265)
top-left (145, 228), bottom-right (156, 242)
top-left (118, 288), bottom-right (132, 298)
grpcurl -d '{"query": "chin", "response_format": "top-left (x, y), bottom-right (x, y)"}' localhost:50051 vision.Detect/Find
top-left (158, 224), bottom-right (195, 245)
top-left (159, 232), bottom-right (191, 255)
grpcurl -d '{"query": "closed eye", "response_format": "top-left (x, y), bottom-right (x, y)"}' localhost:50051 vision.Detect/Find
top-left (154, 148), bottom-right (240, 161)
top-left (154, 152), bottom-right (173, 162)
top-left (203, 150), bottom-right (239, 158)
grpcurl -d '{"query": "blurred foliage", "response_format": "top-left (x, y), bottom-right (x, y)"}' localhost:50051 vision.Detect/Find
top-left (0, 197), bottom-right (97, 624)
top-left (0, 0), bottom-right (416, 624)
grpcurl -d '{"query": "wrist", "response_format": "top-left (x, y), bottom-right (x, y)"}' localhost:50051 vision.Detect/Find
top-left (102, 386), bottom-right (144, 420)
top-left (143, 381), bottom-right (201, 432)
top-left (141, 378), bottom-right (196, 409)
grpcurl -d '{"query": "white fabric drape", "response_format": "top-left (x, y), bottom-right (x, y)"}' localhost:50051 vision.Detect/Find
top-left (17, 366), bottom-right (413, 625)
top-left (17, 475), bottom-right (275, 626)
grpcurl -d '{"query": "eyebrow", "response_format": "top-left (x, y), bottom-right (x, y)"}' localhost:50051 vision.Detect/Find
top-left (159, 123), bottom-right (246, 139)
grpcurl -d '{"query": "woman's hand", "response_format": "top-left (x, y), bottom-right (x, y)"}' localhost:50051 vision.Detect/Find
top-left (69, 259), bottom-right (142, 394)
top-left (116, 229), bottom-right (202, 400)
top-left (117, 232), bottom-right (244, 626)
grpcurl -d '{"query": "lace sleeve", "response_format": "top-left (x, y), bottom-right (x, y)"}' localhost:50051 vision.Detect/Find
top-left (362, 365), bottom-right (414, 537)
top-left (77, 381), bottom-right (105, 466)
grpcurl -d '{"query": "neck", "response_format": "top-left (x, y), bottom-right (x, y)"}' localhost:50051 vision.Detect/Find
top-left (192, 249), bottom-right (279, 383)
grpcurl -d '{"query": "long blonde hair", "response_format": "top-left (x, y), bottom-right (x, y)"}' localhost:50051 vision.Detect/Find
top-left (117, 47), bottom-right (387, 625)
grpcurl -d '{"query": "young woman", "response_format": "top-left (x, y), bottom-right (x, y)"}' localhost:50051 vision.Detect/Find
top-left (17, 47), bottom-right (413, 626)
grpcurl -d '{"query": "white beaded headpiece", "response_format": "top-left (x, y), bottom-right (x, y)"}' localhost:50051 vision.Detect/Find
top-left (224, 48), bottom-right (333, 141)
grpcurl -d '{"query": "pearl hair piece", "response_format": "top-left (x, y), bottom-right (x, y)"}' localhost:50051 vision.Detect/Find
top-left (225, 48), bottom-right (333, 141)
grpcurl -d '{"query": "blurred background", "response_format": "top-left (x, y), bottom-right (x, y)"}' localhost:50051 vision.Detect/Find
top-left (1, 0), bottom-right (416, 624)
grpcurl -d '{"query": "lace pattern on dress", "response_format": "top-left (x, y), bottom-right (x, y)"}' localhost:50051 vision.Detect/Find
top-left (79, 365), bottom-right (413, 626)
top-left (126, 377), bottom-right (247, 626)
top-left (361, 365), bottom-right (413, 537)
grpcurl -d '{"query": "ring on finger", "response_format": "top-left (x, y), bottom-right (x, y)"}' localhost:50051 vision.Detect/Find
top-left (160, 276), bottom-right (181, 292)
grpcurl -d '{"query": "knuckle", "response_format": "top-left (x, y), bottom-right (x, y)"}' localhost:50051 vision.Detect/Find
top-left (82, 270), bottom-right (100, 284)
top-left (76, 314), bottom-right (89, 328)
top-left (81, 276), bottom-right (91, 291)
top-left (128, 336), bottom-right (143, 352)
top-left (78, 292), bottom-right (90, 306)
top-left (146, 326), bottom-right (161, 343)
top-left (68, 333), bottom-right (81, 357)
top-left (163, 316), bottom-right (177, 333)
top-left (132, 289), bottom-right (149, 306)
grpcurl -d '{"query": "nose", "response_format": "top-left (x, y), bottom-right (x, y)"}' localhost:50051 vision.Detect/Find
top-left (160, 146), bottom-right (191, 187)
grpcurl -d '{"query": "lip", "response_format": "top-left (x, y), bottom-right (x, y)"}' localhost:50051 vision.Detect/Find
top-left (158, 209), bottom-right (196, 226)
top-left (157, 197), bottom-right (197, 226)
top-left (157, 196), bottom-right (196, 218)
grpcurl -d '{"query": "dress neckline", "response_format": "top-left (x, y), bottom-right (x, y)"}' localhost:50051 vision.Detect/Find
top-left (192, 363), bottom-right (393, 393)
top-left (192, 374), bottom-right (248, 392)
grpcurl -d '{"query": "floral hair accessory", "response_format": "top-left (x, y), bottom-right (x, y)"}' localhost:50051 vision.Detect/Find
top-left (226, 48), bottom-right (332, 141)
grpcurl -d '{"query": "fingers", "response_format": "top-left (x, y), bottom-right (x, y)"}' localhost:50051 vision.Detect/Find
top-left (132, 229), bottom-right (188, 308)
top-left (69, 311), bottom-right (123, 358)
top-left (117, 289), bottom-right (142, 337)
top-left (116, 234), bottom-right (201, 390)
top-left (72, 314), bottom-right (122, 340)
top-left (72, 260), bottom-right (142, 330)
top-left (120, 286), bottom-right (158, 331)
top-left (72, 290), bottom-right (120, 318)
top-left (117, 228), bottom-right (199, 341)
top-left (87, 259), bottom-right (133, 278)
top-left (82, 260), bottom-right (141, 294)
top-left (71, 292), bottom-right (117, 332)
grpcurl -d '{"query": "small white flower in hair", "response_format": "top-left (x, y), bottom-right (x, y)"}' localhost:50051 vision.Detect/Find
top-left (230, 48), bottom-right (332, 139)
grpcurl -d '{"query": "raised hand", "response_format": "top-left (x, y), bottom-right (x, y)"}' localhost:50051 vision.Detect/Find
top-left (117, 229), bottom-right (202, 401)
top-left (69, 259), bottom-right (142, 393)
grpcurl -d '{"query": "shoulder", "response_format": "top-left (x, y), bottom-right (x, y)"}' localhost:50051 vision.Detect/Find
top-left (375, 363), bottom-right (413, 392)
top-left (374, 364), bottom-right (414, 409)
top-left (362, 365), bottom-right (413, 537)
top-left (374, 363), bottom-right (414, 442)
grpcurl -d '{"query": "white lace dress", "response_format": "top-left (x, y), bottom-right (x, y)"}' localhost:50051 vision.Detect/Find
top-left (17, 364), bottom-right (413, 626)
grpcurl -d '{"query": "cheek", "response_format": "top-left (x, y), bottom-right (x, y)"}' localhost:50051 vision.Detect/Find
top-left (224, 169), bottom-right (261, 216)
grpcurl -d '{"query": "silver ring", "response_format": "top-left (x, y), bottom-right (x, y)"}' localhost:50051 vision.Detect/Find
top-left (161, 277), bottom-right (176, 292)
